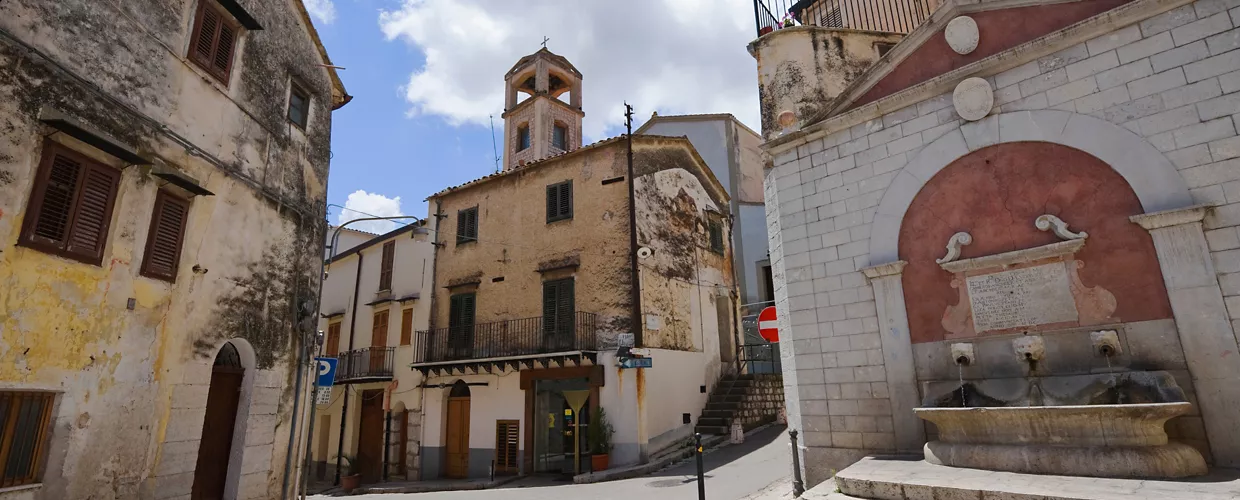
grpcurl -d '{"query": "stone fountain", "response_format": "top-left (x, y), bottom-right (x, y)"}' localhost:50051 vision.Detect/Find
top-left (911, 215), bottom-right (1208, 479)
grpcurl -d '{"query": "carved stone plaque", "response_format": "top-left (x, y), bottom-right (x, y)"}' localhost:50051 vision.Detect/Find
top-left (966, 263), bottom-right (1079, 332)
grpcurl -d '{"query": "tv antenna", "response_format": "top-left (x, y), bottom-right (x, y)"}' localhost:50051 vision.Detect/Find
top-left (489, 114), bottom-right (501, 173)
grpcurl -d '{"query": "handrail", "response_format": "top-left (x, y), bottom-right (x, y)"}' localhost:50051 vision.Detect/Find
top-left (414, 312), bottom-right (599, 363)
top-left (753, 0), bottom-right (934, 37)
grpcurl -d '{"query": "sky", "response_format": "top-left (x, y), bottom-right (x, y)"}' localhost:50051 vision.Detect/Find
top-left (311, 0), bottom-right (762, 234)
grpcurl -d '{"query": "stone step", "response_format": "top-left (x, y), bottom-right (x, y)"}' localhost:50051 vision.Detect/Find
top-left (704, 403), bottom-right (741, 412)
top-left (697, 417), bottom-right (729, 427)
top-left (834, 456), bottom-right (1240, 500)
top-left (694, 425), bottom-right (728, 435)
top-left (700, 409), bottom-right (733, 419)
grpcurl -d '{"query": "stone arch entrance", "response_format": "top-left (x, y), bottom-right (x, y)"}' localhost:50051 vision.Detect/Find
top-left (191, 339), bottom-right (255, 500)
top-left (444, 381), bottom-right (471, 479)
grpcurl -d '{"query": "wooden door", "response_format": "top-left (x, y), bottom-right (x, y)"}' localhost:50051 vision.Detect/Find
top-left (357, 390), bottom-right (385, 484)
top-left (191, 369), bottom-right (243, 500)
top-left (445, 398), bottom-right (471, 478)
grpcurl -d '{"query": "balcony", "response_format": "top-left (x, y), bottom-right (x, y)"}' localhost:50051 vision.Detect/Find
top-left (753, 0), bottom-right (936, 37)
top-left (412, 312), bottom-right (599, 375)
top-left (335, 346), bottom-right (395, 383)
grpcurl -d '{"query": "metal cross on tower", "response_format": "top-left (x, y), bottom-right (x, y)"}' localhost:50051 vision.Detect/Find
top-left (541, 36), bottom-right (550, 48)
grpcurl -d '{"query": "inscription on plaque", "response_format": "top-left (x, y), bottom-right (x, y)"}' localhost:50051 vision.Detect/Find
top-left (966, 263), bottom-right (1079, 332)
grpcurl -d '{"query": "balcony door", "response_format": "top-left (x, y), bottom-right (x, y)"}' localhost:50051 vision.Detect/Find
top-left (370, 310), bottom-right (389, 373)
top-left (542, 279), bottom-right (575, 351)
top-left (448, 293), bottom-right (476, 359)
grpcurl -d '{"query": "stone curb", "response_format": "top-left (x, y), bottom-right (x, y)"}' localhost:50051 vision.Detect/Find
top-left (573, 422), bottom-right (782, 485)
top-left (347, 474), bottom-right (523, 495)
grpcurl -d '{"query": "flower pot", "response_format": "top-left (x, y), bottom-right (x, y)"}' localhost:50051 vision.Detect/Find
top-left (341, 474), bottom-right (361, 493)
top-left (591, 453), bottom-right (610, 472)
top-left (759, 26), bottom-right (774, 36)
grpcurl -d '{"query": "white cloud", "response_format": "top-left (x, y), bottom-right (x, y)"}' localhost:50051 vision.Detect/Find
top-left (304, 0), bottom-right (337, 25)
top-left (378, 0), bottom-right (758, 141)
top-left (336, 190), bottom-right (405, 234)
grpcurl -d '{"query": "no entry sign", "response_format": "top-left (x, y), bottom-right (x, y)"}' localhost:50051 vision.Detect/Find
top-left (758, 306), bottom-right (779, 342)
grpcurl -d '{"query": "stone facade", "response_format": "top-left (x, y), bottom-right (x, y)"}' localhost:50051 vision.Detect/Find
top-left (760, 0), bottom-right (1240, 487)
top-left (0, 1), bottom-right (345, 499)
top-left (735, 375), bottom-right (787, 429)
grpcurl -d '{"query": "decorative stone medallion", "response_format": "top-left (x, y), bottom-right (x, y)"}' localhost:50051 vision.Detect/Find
top-left (945, 16), bottom-right (979, 55)
top-left (953, 77), bottom-right (994, 121)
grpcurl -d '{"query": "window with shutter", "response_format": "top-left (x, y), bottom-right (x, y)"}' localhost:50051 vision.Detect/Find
top-left (708, 220), bottom-right (724, 255)
top-left (448, 293), bottom-right (476, 352)
top-left (546, 181), bottom-right (573, 223)
top-left (379, 241), bottom-right (395, 291)
top-left (141, 191), bottom-right (191, 282)
top-left (400, 308), bottom-right (413, 346)
top-left (20, 142), bottom-right (120, 266)
top-left (542, 278), bottom-right (575, 348)
top-left (189, 1), bottom-right (240, 84)
top-left (456, 207), bottom-right (478, 244)
top-left (0, 391), bottom-right (56, 488)
top-left (494, 420), bottom-right (520, 474)
top-left (326, 322), bottom-right (341, 357)
top-left (371, 310), bottom-right (389, 347)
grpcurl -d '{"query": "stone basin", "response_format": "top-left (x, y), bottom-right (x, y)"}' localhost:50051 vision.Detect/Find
top-left (914, 371), bottom-right (1208, 478)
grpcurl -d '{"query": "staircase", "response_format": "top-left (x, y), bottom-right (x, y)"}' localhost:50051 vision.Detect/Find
top-left (695, 374), bottom-right (758, 435)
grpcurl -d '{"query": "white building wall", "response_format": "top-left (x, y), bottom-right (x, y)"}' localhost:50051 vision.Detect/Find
top-left (766, 0), bottom-right (1240, 486)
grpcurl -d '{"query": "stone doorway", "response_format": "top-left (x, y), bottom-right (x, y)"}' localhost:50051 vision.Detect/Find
top-left (190, 343), bottom-right (245, 500)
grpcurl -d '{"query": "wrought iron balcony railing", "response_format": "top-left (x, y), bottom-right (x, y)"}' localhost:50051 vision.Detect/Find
top-left (414, 312), bottom-right (599, 364)
top-left (754, 0), bottom-right (934, 37)
top-left (335, 346), bottom-right (395, 382)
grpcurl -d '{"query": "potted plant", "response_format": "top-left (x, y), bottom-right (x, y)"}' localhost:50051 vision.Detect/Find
top-left (589, 408), bottom-right (615, 472)
top-left (337, 455), bottom-right (361, 493)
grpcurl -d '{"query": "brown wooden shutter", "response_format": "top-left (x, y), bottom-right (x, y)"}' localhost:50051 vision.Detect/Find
top-left (141, 191), bottom-right (190, 282)
top-left (495, 420), bottom-right (520, 474)
top-left (400, 308), bottom-right (413, 346)
top-left (20, 143), bottom-right (120, 265)
top-left (326, 322), bottom-right (341, 356)
top-left (379, 241), bottom-right (395, 291)
top-left (28, 154), bottom-right (81, 245)
top-left (189, 1), bottom-right (238, 83)
top-left (372, 310), bottom-right (389, 347)
top-left (0, 391), bottom-right (55, 488)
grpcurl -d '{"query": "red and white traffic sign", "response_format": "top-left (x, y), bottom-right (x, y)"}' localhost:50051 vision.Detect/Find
top-left (758, 306), bottom-right (779, 342)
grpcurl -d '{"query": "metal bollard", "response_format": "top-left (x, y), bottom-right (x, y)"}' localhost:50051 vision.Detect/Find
top-left (790, 430), bottom-right (804, 497)
top-left (695, 433), bottom-right (706, 500)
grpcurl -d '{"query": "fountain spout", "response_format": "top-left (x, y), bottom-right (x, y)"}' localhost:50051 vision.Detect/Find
top-left (1091, 330), bottom-right (1122, 358)
top-left (950, 343), bottom-right (975, 366)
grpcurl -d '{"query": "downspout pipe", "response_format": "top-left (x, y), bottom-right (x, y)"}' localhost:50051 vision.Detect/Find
top-left (334, 254), bottom-right (362, 485)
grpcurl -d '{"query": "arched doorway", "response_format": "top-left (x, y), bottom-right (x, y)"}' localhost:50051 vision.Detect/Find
top-left (191, 342), bottom-right (245, 499)
top-left (445, 381), bottom-right (471, 478)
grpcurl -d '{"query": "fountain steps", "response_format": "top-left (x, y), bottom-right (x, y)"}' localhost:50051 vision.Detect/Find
top-left (819, 456), bottom-right (1240, 500)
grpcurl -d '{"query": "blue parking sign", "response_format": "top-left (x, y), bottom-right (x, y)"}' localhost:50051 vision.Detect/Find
top-left (316, 357), bottom-right (337, 386)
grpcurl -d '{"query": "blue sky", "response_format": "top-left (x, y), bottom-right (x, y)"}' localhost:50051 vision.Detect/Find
top-left (310, 0), bottom-right (760, 233)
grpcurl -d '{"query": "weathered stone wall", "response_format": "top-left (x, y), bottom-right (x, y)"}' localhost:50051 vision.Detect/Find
top-left (0, 1), bottom-right (338, 498)
top-left (429, 141), bottom-right (633, 339)
top-left (765, 0), bottom-right (1240, 486)
top-left (735, 375), bottom-right (786, 429)
top-left (748, 27), bottom-right (905, 139)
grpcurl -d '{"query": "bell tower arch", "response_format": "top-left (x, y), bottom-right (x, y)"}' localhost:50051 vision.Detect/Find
top-left (502, 48), bottom-right (584, 171)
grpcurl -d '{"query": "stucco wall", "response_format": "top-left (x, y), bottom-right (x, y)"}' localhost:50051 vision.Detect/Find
top-left (429, 142), bottom-right (633, 339)
top-left (418, 372), bottom-right (524, 479)
top-left (764, 0), bottom-right (1240, 485)
top-left (0, 1), bottom-right (338, 498)
top-left (311, 228), bottom-right (434, 481)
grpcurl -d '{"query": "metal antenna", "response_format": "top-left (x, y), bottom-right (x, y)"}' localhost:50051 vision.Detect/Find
top-left (489, 114), bottom-right (501, 173)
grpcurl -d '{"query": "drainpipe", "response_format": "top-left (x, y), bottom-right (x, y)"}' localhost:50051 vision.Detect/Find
top-left (281, 212), bottom-right (321, 500)
top-left (335, 251), bottom-right (363, 485)
top-left (624, 103), bottom-right (643, 348)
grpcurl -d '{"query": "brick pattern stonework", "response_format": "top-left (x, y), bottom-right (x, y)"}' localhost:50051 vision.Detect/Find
top-left (765, 0), bottom-right (1240, 486)
top-left (736, 375), bottom-right (787, 429)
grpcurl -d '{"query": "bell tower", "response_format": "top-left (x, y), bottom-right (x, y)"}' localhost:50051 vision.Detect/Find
top-left (502, 48), bottom-right (584, 171)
